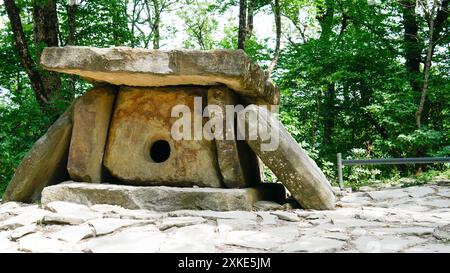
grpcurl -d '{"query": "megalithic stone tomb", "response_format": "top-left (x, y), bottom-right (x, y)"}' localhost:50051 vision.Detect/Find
top-left (3, 46), bottom-right (335, 211)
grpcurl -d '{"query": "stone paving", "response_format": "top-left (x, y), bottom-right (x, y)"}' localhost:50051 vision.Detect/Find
top-left (0, 184), bottom-right (449, 253)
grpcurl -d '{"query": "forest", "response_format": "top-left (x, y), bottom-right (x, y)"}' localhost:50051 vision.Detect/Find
top-left (0, 0), bottom-right (449, 194)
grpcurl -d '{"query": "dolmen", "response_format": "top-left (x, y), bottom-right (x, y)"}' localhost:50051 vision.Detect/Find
top-left (2, 46), bottom-right (335, 211)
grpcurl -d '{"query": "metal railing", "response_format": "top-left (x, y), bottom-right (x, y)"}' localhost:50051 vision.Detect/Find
top-left (337, 153), bottom-right (450, 188)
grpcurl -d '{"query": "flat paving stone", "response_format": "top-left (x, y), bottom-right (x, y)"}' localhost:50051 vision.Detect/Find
top-left (82, 226), bottom-right (165, 253)
top-left (281, 236), bottom-right (345, 253)
top-left (157, 217), bottom-right (206, 231)
top-left (270, 211), bottom-right (300, 222)
top-left (48, 224), bottom-right (94, 243)
top-left (354, 235), bottom-right (426, 253)
top-left (366, 189), bottom-right (410, 202)
top-left (88, 218), bottom-right (152, 235)
top-left (224, 226), bottom-right (298, 250)
top-left (159, 224), bottom-right (216, 253)
top-left (168, 210), bottom-right (257, 221)
top-left (404, 243), bottom-right (450, 253)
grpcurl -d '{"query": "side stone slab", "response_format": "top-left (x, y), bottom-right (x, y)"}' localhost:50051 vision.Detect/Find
top-left (2, 106), bottom-right (74, 203)
top-left (40, 46), bottom-right (280, 105)
top-left (67, 85), bottom-right (117, 182)
top-left (207, 86), bottom-right (260, 188)
top-left (241, 105), bottom-right (336, 210)
top-left (41, 182), bottom-right (267, 211)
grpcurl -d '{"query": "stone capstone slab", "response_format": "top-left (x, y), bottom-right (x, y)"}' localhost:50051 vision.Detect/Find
top-left (2, 107), bottom-right (73, 203)
top-left (104, 86), bottom-right (222, 188)
top-left (40, 46), bottom-right (280, 105)
top-left (67, 85), bottom-right (117, 182)
top-left (41, 182), bottom-right (266, 211)
top-left (241, 105), bottom-right (335, 210)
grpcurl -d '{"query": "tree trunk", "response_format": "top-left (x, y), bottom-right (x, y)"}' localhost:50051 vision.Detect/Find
top-left (67, 3), bottom-right (78, 97)
top-left (400, 0), bottom-right (422, 97)
top-left (316, 0), bottom-right (335, 150)
top-left (4, 0), bottom-right (48, 105)
top-left (152, 0), bottom-right (161, 49)
top-left (238, 0), bottom-right (247, 49)
top-left (323, 83), bottom-right (335, 146)
top-left (246, 0), bottom-right (255, 39)
top-left (67, 4), bottom-right (77, 46)
top-left (33, 0), bottom-right (61, 101)
top-left (266, 0), bottom-right (281, 77)
top-left (416, 0), bottom-right (437, 129)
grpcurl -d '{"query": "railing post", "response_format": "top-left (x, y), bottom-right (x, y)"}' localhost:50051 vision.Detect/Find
top-left (337, 153), bottom-right (343, 189)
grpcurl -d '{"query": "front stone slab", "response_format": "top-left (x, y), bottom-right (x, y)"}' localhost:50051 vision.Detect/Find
top-left (242, 105), bottom-right (336, 210)
top-left (104, 86), bottom-right (222, 187)
top-left (41, 182), bottom-right (264, 211)
top-left (2, 107), bottom-right (74, 203)
top-left (40, 46), bottom-right (280, 105)
top-left (67, 85), bottom-right (117, 182)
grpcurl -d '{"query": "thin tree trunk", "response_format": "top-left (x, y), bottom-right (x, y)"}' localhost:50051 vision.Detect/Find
top-left (67, 4), bottom-right (77, 46)
top-left (416, 0), bottom-right (437, 129)
top-left (323, 83), bottom-right (335, 146)
top-left (400, 0), bottom-right (422, 97)
top-left (33, 0), bottom-right (61, 101)
top-left (266, 0), bottom-right (281, 77)
top-left (246, 0), bottom-right (255, 39)
top-left (3, 0), bottom-right (48, 105)
top-left (238, 0), bottom-right (247, 49)
top-left (152, 0), bottom-right (161, 49)
top-left (67, 2), bottom-right (78, 97)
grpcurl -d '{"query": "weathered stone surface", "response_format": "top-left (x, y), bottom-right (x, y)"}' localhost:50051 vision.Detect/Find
top-left (41, 182), bottom-right (264, 211)
top-left (48, 224), bottom-right (94, 243)
top-left (354, 235), bottom-right (426, 253)
top-left (2, 107), bottom-right (73, 203)
top-left (42, 214), bottom-right (87, 225)
top-left (366, 188), bottom-right (410, 201)
top-left (405, 243), bottom-right (450, 253)
top-left (8, 224), bottom-right (38, 241)
top-left (82, 226), bottom-right (165, 253)
top-left (0, 185), bottom-right (450, 253)
top-left (256, 212), bottom-right (278, 225)
top-left (87, 218), bottom-right (151, 235)
top-left (19, 233), bottom-right (80, 253)
top-left (67, 85), bottom-right (117, 182)
top-left (168, 210), bottom-right (257, 221)
top-left (224, 226), bottom-right (298, 250)
top-left (41, 46), bottom-right (280, 105)
top-left (270, 211), bottom-right (301, 222)
top-left (241, 105), bottom-right (335, 210)
top-left (104, 86), bottom-right (222, 187)
top-left (253, 201), bottom-right (283, 211)
top-left (160, 224), bottom-right (216, 253)
top-left (0, 210), bottom-right (46, 230)
top-left (157, 217), bottom-right (206, 231)
top-left (282, 236), bottom-right (345, 253)
top-left (207, 86), bottom-right (260, 188)
top-left (433, 224), bottom-right (450, 242)
top-left (90, 204), bottom-right (162, 220)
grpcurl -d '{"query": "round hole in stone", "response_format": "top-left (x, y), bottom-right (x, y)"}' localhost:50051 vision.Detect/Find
top-left (150, 140), bottom-right (171, 163)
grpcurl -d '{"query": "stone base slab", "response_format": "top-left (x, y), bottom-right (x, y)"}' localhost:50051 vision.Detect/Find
top-left (41, 182), bottom-right (284, 212)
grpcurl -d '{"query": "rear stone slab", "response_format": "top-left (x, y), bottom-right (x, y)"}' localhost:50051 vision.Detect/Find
top-left (41, 182), bottom-right (267, 211)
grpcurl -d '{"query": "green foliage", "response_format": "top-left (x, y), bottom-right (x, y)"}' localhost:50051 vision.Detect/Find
top-left (0, 90), bottom-right (53, 194)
